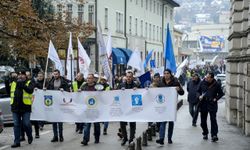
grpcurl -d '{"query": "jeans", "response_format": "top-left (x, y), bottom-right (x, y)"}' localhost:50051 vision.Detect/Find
top-left (12, 112), bottom-right (32, 144)
top-left (83, 123), bottom-right (100, 142)
top-left (189, 103), bottom-right (199, 124)
top-left (200, 111), bottom-right (218, 137)
top-left (52, 122), bottom-right (63, 138)
top-left (159, 121), bottom-right (174, 140)
top-left (103, 122), bottom-right (109, 130)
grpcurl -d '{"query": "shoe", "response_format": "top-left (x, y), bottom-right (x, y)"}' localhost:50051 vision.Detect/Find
top-left (20, 136), bottom-right (25, 142)
top-left (75, 127), bottom-right (79, 133)
top-left (211, 136), bottom-right (218, 142)
top-left (128, 139), bottom-right (134, 144)
top-left (117, 132), bottom-right (123, 139)
top-left (121, 138), bottom-right (128, 146)
top-left (94, 139), bottom-right (99, 144)
top-left (79, 131), bottom-right (83, 134)
top-left (51, 137), bottom-right (58, 142)
top-left (156, 139), bottom-right (164, 145)
top-left (203, 135), bottom-right (208, 140)
top-left (192, 123), bottom-right (197, 127)
top-left (35, 135), bottom-right (40, 138)
top-left (81, 139), bottom-right (88, 145)
top-left (103, 129), bottom-right (107, 135)
top-left (168, 139), bottom-right (173, 144)
top-left (11, 143), bottom-right (20, 148)
top-left (28, 136), bottom-right (33, 144)
top-left (59, 136), bottom-right (64, 142)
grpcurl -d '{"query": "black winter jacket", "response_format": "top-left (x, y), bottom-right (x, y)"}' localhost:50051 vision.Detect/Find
top-left (187, 79), bottom-right (201, 104)
top-left (197, 79), bottom-right (224, 112)
top-left (47, 77), bottom-right (69, 91)
top-left (161, 77), bottom-right (184, 96)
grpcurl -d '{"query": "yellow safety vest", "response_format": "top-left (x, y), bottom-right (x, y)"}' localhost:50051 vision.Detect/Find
top-left (10, 80), bottom-right (32, 105)
top-left (72, 81), bottom-right (85, 92)
top-left (105, 86), bottom-right (111, 91)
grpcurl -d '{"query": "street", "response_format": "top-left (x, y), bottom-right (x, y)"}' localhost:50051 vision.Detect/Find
top-left (1, 99), bottom-right (250, 150)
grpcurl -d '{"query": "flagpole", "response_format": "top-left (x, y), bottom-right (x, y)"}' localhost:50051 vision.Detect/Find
top-left (43, 50), bottom-right (50, 89)
top-left (70, 54), bottom-right (73, 82)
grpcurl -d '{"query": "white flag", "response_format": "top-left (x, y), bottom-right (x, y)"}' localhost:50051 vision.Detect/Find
top-left (97, 21), bottom-right (112, 87)
top-left (77, 38), bottom-right (91, 78)
top-left (211, 55), bottom-right (218, 65)
top-left (66, 32), bottom-right (74, 81)
top-left (106, 32), bottom-right (112, 58)
top-left (48, 40), bottom-right (63, 74)
top-left (175, 58), bottom-right (188, 78)
top-left (127, 49), bottom-right (144, 76)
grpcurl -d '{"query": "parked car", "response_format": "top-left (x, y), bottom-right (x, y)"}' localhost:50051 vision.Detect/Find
top-left (0, 84), bottom-right (12, 124)
top-left (215, 74), bottom-right (226, 94)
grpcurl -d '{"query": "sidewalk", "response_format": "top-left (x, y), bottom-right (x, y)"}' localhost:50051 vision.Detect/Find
top-left (143, 99), bottom-right (250, 150)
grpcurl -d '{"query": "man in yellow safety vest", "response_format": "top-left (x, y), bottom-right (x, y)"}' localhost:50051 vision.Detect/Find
top-left (10, 70), bottom-right (34, 148)
top-left (72, 72), bottom-right (85, 134)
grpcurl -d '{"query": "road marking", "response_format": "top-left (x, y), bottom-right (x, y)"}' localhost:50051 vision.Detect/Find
top-left (0, 145), bottom-right (10, 150)
top-left (40, 130), bottom-right (51, 135)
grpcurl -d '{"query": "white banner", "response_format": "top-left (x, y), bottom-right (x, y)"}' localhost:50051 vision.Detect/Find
top-left (31, 87), bottom-right (178, 123)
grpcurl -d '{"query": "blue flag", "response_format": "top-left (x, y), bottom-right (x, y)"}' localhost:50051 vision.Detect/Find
top-left (138, 71), bottom-right (151, 88)
top-left (150, 60), bottom-right (155, 68)
top-left (164, 24), bottom-right (176, 73)
top-left (143, 49), bottom-right (154, 69)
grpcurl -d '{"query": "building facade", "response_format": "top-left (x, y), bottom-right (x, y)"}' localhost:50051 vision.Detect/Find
top-left (51, 0), bottom-right (179, 73)
top-left (227, 0), bottom-right (250, 135)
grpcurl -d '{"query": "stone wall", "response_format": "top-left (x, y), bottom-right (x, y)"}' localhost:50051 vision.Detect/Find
top-left (227, 0), bottom-right (250, 135)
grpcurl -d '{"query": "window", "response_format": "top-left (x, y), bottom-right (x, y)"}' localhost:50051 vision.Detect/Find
top-left (150, 0), bottom-right (152, 11)
top-left (88, 5), bottom-right (94, 24)
top-left (135, 18), bottom-right (138, 35)
top-left (67, 4), bottom-right (72, 12)
top-left (157, 52), bottom-right (159, 67)
top-left (160, 4), bottom-right (162, 16)
top-left (145, 22), bottom-right (148, 38)
top-left (129, 16), bottom-right (132, 34)
top-left (157, 3), bottom-right (159, 15)
top-left (140, 20), bottom-right (143, 37)
top-left (153, 25), bottom-right (155, 40)
top-left (66, 4), bottom-right (73, 23)
top-left (141, 0), bottom-right (143, 7)
top-left (170, 9), bottom-right (173, 20)
top-left (153, 1), bottom-right (156, 13)
top-left (78, 4), bottom-right (84, 24)
top-left (146, 0), bottom-right (148, 10)
top-left (130, 0), bottom-right (133, 2)
top-left (116, 12), bottom-right (123, 33)
top-left (136, 0), bottom-right (138, 5)
top-left (105, 8), bottom-right (108, 29)
top-left (57, 5), bottom-right (62, 12)
top-left (57, 5), bottom-right (62, 19)
top-left (160, 52), bottom-right (163, 66)
top-left (157, 26), bottom-right (159, 41)
top-left (165, 7), bottom-right (168, 18)
top-left (160, 27), bottom-right (162, 41)
top-left (149, 24), bottom-right (151, 40)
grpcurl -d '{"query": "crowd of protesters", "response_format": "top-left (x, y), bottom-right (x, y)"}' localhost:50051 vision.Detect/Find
top-left (3, 63), bottom-right (224, 148)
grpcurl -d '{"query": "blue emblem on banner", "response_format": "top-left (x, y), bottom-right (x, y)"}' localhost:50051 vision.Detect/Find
top-left (44, 95), bottom-right (53, 107)
top-left (131, 95), bottom-right (142, 106)
top-left (88, 98), bottom-right (96, 106)
top-left (156, 94), bottom-right (165, 104)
